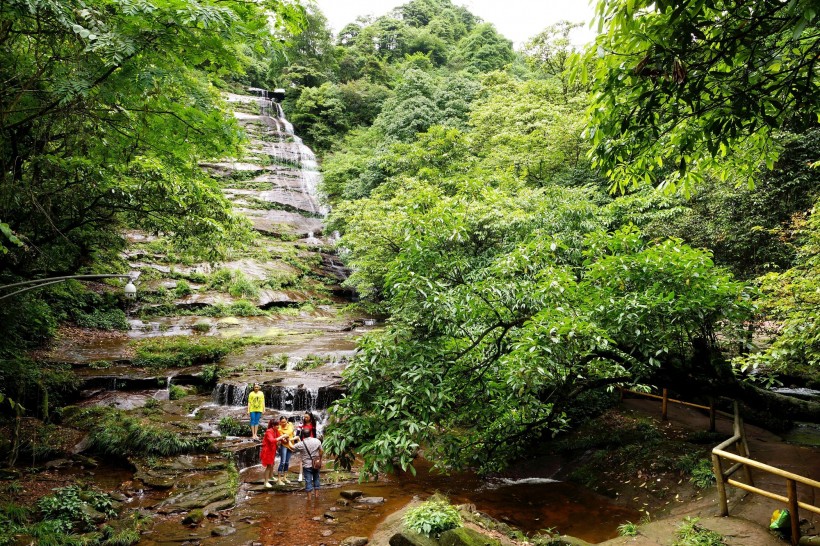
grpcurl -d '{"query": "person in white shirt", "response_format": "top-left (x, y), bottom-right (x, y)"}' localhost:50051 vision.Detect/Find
top-left (292, 435), bottom-right (323, 500)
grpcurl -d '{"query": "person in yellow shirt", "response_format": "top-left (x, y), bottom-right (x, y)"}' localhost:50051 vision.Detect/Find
top-left (276, 416), bottom-right (295, 484)
top-left (247, 383), bottom-right (265, 440)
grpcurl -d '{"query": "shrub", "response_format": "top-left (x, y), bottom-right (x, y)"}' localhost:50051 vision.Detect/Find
top-left (218, 416), bottom-right (250, 437)
top-left (37, 485), bottom-right (115, 531)
top-left (74, 308), bottom-right (128, 331)
top-left (403, 499), bottom-right (461, 537)
top-left (169, 384), bottom-right (187, 400)
top-left (673, 517), bottom-right (725, 546)
top-left (174, 280), bottom-right (193, 298)
top-left (617, 522), bottom-right (638, 537)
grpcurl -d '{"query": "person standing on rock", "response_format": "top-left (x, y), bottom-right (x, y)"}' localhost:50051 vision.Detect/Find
top-left (260, 419), bottom-right (280, 487)
top-left (248, 383), bottom-right (265, 440)
top-left (276, 416), bottom-right (295, 484)
top-left (293, 434), bottom-right (323, 500)
top-left (295, 412), bottom-right (317, 483)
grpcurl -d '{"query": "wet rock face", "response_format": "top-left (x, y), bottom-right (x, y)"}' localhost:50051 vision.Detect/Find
top-left (211, 383), bottom-right (344, 411)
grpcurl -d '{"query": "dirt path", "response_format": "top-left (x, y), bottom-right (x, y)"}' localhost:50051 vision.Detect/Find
top-left (599, 398), bottom-right (820, 545)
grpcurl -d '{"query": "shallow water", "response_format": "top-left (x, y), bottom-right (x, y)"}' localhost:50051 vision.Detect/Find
top-left (138, 457), bottom-right (638, 545)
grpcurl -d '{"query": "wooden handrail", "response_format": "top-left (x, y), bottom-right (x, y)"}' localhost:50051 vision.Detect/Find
top-left (713, 449), bottom-right (820, 490)
top-left (711, 402), bottom-right (819, 545)
top-left (619, 386), bottom-right (819, 544)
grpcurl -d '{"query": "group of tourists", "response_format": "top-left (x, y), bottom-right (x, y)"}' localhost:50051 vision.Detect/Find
top-left (247, 383), bottom-right (324, 499)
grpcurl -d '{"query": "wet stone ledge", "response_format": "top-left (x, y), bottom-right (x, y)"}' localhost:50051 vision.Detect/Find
top-left (211, 383), bottom-right (344, 411)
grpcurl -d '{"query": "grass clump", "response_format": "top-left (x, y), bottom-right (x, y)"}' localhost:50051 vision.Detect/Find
top-left (673, 517), bottom-right (725, 545)
top-left (64, 407), bottom-right (213, 457)
top-left (132, 336), bottom-right (244, 368)
top-left (677, 454), bottom-right (716, 489)
top-left (174, 280), bottom-right (193, 297)
top-left (75, 308), bottom-right (129, 331)
top-left (403, 498), bottom-right (461, 537)
top-left (169, 384), bottom-right (187, 400)
top-left (617, 521), bottom-right (639, 537)
top-left (218, 416), bottom-right (250, 437)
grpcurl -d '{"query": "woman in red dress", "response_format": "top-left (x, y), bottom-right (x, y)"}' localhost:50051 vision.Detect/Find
top-left (260, 419), bottom-right (280, 487)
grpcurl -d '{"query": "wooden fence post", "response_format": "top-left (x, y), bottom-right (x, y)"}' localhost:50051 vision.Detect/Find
top-left (662, 388), bottom-right (669, 421)
top-left (787, 479), bottom-right (800, 545)
top-left (712, 451), bottom-right (729, 516)
top-left (709, 397), bottom-right (716, 432)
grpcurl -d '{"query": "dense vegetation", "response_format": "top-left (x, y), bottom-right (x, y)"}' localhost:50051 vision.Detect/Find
top-left (253, 0), bottom-right (820, 475)
top-left (0, 0), bottom-right (817, 487)
top-left (0, 0), bottom-right (304, 409)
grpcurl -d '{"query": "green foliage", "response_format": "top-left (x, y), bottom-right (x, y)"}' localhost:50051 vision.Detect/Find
top-left (673, 517), bottom-right (725, 546)
top-left (403, 499), bottom-right (462, 537)
top-left (218, 416), bottom-right (250, 437)
top-left (37, 485), bottom-right (115, 531)
top-left (227, 272), bottom-right (259, 299)
top-left (0, 502), bottom-right (30, 525)
top-left (738, 198), bottom-right (820, 377)
top-left (174, 280), bottom-right (193, 298)
top-left (168, 384), bottom-right (187, 401)
top-left (192, 322), bottom-right (211, 333)
top-left (582, 0), bottom-right (820, 193)
top-left (325, 171), bottom-right (751, 475)
top-left (201, 364), bottom-right (221, 384)
top-left (617, 522), bottom-right (638, 537)
top-left (132, 336), bottom-right (244, 368)
top-left (102, 528), bottom-right (140, 546)
top-left (74, 309), bottom-right (128, 331)
top-left (293, 354), bottom-right (331, 371)
top-left (64, 407), bottom-right (213, 457)
top-left (677, 454), bottom-right (716, 489)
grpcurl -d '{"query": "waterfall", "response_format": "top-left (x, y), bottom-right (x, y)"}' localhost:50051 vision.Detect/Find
top-left (269, 102), bottom-right (328, 216)
top-left (211, 383), bottom-right (343, 412)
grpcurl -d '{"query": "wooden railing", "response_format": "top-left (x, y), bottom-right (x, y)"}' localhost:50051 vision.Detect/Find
top-left (620, 387), bottom-right (820, 544)
top-left (619, 387), bottom-right (721, 430)
top-left (712, 402), bottom-right (820, 545)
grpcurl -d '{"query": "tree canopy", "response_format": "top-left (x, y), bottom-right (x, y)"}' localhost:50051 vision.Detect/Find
top-left (582, 0), bottom-right (820, 193)
top-left (0, 0), bottom-right (304, 353)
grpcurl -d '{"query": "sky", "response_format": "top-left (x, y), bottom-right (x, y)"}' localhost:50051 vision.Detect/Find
top-left (310, 0), bottom-right (598, 49)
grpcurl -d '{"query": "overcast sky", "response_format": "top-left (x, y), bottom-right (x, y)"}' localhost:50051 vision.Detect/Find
top-left (310, 0), bottom-right (597, 48)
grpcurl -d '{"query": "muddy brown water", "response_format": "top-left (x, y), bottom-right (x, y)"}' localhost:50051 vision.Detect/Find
top-left (136, 457), bottom-right (638, 545)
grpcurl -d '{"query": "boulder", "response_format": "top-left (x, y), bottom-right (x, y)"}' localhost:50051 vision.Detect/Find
top-left (388, 531), bottom-right (439, 546)
top-left (440, 527), bottom-right (500, 546)
top-left (211, 526), bottom-right (236, 537)
top-left (340, 538), bottom-right (368, 546)
top-left (182, 510), bottom-right (205, 525)
top-left (356, 496), bottom-right (385, 504)
top-left (78, 504), bottom-right (107, 524)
